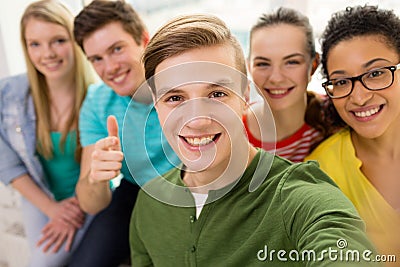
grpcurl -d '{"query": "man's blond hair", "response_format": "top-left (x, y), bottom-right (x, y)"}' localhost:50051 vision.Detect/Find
top-left (143, 14), bottom-right (247, 93)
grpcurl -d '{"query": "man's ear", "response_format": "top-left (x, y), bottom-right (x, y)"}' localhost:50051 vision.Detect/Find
top-left (311, 52), bottom-right (320, 75)
top-left (142, 31), bottom-right (150, 47)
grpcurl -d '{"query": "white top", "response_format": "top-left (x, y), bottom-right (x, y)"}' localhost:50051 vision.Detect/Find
top-left (191, 192), bottom-right (209, 218)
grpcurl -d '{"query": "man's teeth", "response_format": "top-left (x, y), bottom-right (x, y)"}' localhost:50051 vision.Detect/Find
top-left (113, 73), bottom-right (126, 83)
top-left (185, 135), bottom-right (215, 146)
top-left (354, 107), bottom-right (380, 118)
top-left (269, 89), bottom-right (287, 95)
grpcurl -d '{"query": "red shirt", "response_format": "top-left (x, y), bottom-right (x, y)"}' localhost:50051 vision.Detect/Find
top-left (243, 114), bottom-right (323, 162)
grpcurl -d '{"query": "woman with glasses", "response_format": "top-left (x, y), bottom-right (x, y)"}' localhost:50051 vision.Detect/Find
top-left (306, 5), bottom-right (400, 261)
top-left (244, 7), bottom-right (337, 162)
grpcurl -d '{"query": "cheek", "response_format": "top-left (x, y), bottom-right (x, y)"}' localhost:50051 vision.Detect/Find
top-left (130, 54), bottom-right (143, 67)
top-left (155, 105), bottom-right (170, 128)
top-left (294, 68), bottom-right (311, 85)
top-left (219, 101), bottom-right (245, 127)
top-left (27, 48), bottom-right (39, 63)
top-left (126, 47), bottom-right (142, 64)
top-left (251, 70), bottom-right (267, 84)
top-left (65, 50), bottom-right (75, 67)
top-left (93, 64), bottom-right (104, 77)
top-left (66, 46), bottom-right (75, 60)
top-left (332, 100), bottom-right (347, 118)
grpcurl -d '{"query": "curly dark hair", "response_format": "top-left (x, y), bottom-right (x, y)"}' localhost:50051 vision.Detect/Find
top-left (320, 5), bottom-right (400, 128)
top-left (321, 5), bottom-right (400, 80)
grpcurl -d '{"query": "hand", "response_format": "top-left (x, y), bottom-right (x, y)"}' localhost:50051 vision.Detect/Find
top-left (38, 197), bottom-right (85, 252)
top-left (89, 115), bottom-right (124, 184)
top-left (37, 217), bottom-right (77, 253)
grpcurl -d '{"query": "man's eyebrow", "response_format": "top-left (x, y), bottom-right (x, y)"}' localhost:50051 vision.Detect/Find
top-left (106, 41), bottom-right (125, 52)
top-left (86, 41), bottom-right (126, 60)
top-left (157, 78), bottom-right (234, 96)
top-left (156, 86), bottom-right (174, 97)
top-left (161, 88), bottom-right (184, 95)
top-left (209, 78), bottom-right (234, 87)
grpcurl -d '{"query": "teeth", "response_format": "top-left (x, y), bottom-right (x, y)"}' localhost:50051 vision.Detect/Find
top-left (185, 135), bottom-right (215, 146)
top-left (269, 89), bottom-right (287, 95)
top-left (45, 62), bottom-right (60, 68)
top-left (113, 73), bottom-right (126, 83)
top-left (354, 107), bottom-right (380, 118)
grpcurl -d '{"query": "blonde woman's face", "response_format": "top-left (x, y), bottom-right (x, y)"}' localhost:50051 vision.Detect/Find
top-left (249, 24), bottom-right (314, 112)
top-left (25, 18), bottom-right (75, 82)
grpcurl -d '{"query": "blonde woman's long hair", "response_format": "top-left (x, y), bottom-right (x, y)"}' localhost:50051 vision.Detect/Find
top-left (20, 0), bottom-right (96, 160)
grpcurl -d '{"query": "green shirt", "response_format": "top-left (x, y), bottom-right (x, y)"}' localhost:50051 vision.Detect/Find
top-left (39, 131), bottom-right (80, 201)
top-left (130, 150), bottom-right (379, 267)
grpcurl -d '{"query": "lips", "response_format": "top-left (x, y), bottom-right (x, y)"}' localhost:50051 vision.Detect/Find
top-left (43, 60), bottom-right (62, 70)
top-left (350, 104), bottom-right (384, 120)
top-left (269, 89), bottom-right (288, 95)
top-left (353, 106), bottom-right (380, 118)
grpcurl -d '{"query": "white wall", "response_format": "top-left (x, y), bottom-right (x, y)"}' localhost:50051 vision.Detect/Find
top-left (1, 0), bottom-right (399, 80)
top-left (0, 0), bottom-right (30, 78)
top-left (0, 27), bottom-right (9, 78)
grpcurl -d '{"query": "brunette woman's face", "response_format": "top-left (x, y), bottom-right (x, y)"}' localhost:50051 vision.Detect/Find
top-left (249, 24), bottom-right (315, 112)
top-left (327, 35), bottom-right (400, 139)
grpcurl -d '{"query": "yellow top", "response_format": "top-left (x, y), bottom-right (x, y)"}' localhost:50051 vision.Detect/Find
top-left (306, 128), bottom-right (400, 258)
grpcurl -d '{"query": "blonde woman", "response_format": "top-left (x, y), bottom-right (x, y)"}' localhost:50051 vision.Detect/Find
top-left (0, 0), bottom-right (95, 266)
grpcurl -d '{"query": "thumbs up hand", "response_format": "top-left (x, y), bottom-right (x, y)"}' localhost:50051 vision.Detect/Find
top-left (89, 115), bottom-right (124, 184)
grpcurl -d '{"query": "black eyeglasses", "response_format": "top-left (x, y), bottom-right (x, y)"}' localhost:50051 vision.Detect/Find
top-left (322, 63), bottom-right (400, 99)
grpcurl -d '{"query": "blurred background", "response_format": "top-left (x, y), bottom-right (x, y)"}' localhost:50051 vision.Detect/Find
top-left (1, 0), bottom-right (399, 86)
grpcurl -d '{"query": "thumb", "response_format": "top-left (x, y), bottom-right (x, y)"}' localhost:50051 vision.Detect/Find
top-left (107, 115), bottom-right (119, 138)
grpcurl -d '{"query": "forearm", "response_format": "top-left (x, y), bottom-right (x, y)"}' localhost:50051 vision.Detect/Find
top-left (11, 174), bottom-right (55, 217)
top-left (75, 174), bottom-right (112, 214)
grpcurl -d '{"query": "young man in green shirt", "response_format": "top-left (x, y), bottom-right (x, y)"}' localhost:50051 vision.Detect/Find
top-left (128, 14), bottom-right (380, 266)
